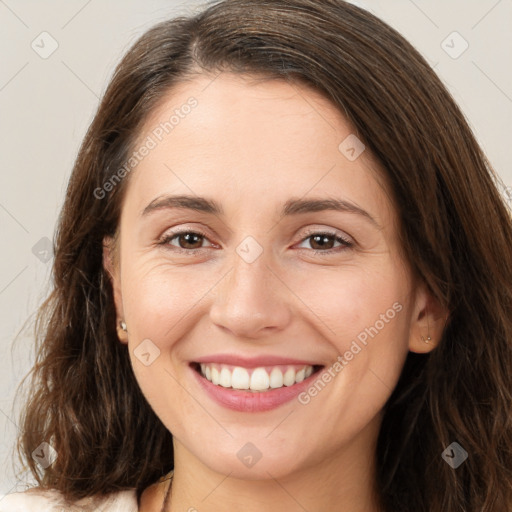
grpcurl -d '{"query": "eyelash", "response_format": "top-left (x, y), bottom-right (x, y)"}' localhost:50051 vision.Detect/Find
top-left (157, 228), bottom-right (354, 256)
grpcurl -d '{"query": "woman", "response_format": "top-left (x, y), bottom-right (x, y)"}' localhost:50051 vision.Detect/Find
top-left (3, 0), bottom-right (512, 511)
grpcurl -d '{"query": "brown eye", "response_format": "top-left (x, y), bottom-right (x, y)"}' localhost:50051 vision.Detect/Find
top-left (174, 232), bottom-right (205, 249)
top-left (159, 229), bottom-right (214, 254)
top-left (297, 231), bottom-right (353, 253)
top-left (309, 234), bottom-right (336, 250)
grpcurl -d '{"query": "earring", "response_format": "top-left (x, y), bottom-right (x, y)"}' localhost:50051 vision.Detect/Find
top-left (422, 305), bottom-right (431, 343)
top-left (119, 321), bottom-right (127, 332)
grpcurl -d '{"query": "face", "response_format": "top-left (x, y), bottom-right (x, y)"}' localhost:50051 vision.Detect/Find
top-left (105, 72), bottom-right (435, 481)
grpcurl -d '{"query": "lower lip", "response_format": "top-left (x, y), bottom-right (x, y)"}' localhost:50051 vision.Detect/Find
top-left (191, 365), bottom-right (323, 412)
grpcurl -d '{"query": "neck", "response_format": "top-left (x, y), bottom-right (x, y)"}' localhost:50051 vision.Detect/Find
top-left (167, 418), bottom-right (384, 512)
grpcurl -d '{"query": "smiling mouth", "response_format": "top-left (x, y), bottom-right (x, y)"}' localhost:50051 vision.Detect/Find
top-left (191, 362), bottom-right (324, 392)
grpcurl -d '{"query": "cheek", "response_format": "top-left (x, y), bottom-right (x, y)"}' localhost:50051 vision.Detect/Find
top-left (120, 263), bottom-right (209, 423)
top-left (121, 260), bottom-right (215, 343)
top-left (301, 263), bottom-right (412, 407)
top-left (304, 263), bottom-right (410, 349)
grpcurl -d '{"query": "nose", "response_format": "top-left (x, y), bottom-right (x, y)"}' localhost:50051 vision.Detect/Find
top-left (209, 253), bottom-right (292, 341)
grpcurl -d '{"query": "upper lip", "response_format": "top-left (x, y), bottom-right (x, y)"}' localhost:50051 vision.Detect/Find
top-left (193, 354), bottom-right (323, 368)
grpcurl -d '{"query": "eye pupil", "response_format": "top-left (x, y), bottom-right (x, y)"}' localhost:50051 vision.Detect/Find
top-left (311, 234), bottom-right (334, 250)
top-left (180, 232), bottom-right (203, 249)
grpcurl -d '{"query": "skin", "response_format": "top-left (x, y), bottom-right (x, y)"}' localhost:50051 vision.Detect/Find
top-left (104, 72), bottom-right (446, 512)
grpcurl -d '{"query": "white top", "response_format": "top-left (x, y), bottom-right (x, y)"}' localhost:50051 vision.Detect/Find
top-left (0, 487), bottom-right (138, 512)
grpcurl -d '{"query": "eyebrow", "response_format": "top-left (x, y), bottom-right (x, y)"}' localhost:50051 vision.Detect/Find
top-left (141, 194), bottom-right (381, 228)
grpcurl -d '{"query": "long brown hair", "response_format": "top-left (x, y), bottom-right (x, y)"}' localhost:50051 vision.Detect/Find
top-left (11, 1), bottom-right (512, 510)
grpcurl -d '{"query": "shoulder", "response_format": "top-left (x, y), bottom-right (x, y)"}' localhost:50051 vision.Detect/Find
top-left (0, 487), bottom-right (138, 512)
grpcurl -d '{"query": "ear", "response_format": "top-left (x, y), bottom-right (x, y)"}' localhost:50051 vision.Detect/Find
top-left (103, 235), bottom-right (128, 344)
top-left (408, 282), bottom-right (449, 354)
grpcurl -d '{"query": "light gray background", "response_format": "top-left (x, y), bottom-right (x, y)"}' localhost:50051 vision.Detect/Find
top-left (1, 0), bottom-right (511, 496)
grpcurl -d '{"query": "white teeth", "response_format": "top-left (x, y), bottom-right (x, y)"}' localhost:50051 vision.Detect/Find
top-left (198, 363), bottom-right (316, 391)
top-left (250, 368), bottom-right (270, 391)
top-left (283, 368), bottom-right (296, 386)
top-left (231, 367), bottom-right (250, 389)
top-left (219, 367), bottom-right (231, 388)
top-left (269, 367), bottom-right (283, 388)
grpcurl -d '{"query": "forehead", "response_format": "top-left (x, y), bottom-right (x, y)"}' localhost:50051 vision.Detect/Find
top-left (124, 72), bottom-right (393, 226)
top-left (141, 73), bottom-right (350, 150)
